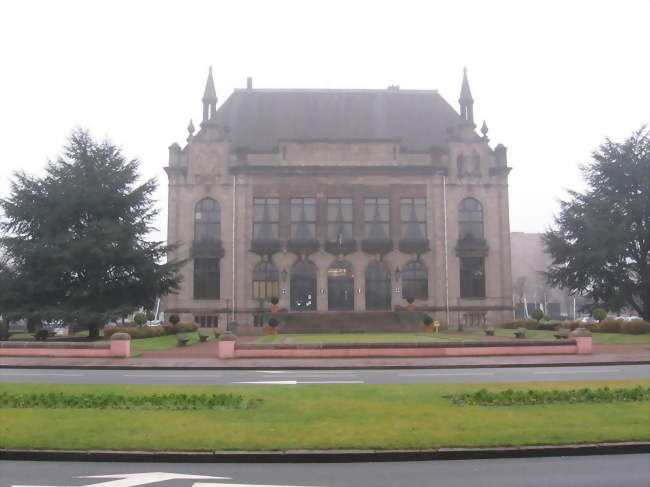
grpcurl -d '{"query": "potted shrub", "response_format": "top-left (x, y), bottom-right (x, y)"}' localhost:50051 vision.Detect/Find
top-left (169, 314), bottom-right (180, 325)
top-left (267, 317), bottom-right (280, 335)
top-left (422, 315), bottom-right (434, 333)
top-left (406, 297), bottom-right (416, 312)
top-left (270, 296), bottom-right (280, 312)
top-left (133, 313), bottom-right (147, 327)
top-left (530, 308), bottom-right (543, 322)
top-left (592, 307), bottom-right (607, 322)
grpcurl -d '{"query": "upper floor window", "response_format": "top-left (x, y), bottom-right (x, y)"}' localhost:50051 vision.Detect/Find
top-left (459, 198), bottom-right (483, 241)
top-left (401, 197), bottom-right (426, 240)
top-left (194, 198), bottom-right (220, 241)
top-left (290, 197), bottom-right (316, 241)
top-left (364, 197), bottom-right (390, 240)
top-left (253, 197), bottom-right (279, 241)
top-left (327, 198), bottom-right (353, 243)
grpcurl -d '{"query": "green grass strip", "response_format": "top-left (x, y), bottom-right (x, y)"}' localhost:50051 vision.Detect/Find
top-left (0, 391), bottom-right (261, 410)
top-left (447, 386), bottom-right (650, 406)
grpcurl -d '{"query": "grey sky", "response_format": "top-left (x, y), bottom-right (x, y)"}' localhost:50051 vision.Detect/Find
top-left (1, 0), bottom-right (648, 240)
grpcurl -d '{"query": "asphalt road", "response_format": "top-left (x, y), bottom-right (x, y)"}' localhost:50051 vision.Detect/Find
top-left (1, 364), bottom-right (648, 385)
top-left (3, 455), bottom-right (650, 487)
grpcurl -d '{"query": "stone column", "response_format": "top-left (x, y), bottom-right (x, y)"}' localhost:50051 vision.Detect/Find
top-left (570, 327), bottom-right (593, 354)
top-left (217, 332), bottom-right (237, 359)
top-left (110, 333), bottom-right (131, 358)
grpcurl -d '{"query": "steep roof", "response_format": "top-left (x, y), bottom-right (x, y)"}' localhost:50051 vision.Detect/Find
top-left (212, 89), bottom-right (462, 152)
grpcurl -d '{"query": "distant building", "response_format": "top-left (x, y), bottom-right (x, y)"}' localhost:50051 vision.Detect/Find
top-left (510, 232), bottom-right (583, 319)
top-left (164, 68), bottom-right (513, 332)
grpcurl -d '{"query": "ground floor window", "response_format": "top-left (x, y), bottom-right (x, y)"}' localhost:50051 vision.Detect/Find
top-left (402, 260), bottom-right (428, 300)
top-left (365, 261), bottom-right (391, 310)
top-left (460, 257), bottom-right (485, 298)
top-left (291, 260), bottom-right (317, 311)
top-left (194, 315), bottom-right (219, 327)
top-left (252, 260), bottom-right (279, 300)
top-left (194, 258), bottom-right (220, 299)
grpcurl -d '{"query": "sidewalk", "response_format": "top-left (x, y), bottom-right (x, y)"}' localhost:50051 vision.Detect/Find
top-left (1, 341), bottom-right (649, 369)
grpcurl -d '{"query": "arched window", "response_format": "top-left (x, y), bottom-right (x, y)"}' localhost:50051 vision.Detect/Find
top-left (402, 260), bottom-right (428, 300)
top-left (252, 260), bottom-right (279, 300)
top-left (195, 198), bottom-right (220, 241)
top-left (328, 260), bottom-right (354, 311)
top-left (365, 261), bottom-right (391, 310)
top-left (458, 198), bottom-right (483, 241)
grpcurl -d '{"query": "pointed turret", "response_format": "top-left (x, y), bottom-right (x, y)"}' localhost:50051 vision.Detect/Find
top-left (201, 66), bottom-right (218, 124)
top-left (459, 67), bottom-right (474, 125)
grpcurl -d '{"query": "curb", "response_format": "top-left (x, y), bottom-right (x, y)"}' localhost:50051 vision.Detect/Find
top-left (2, 443), bottom-right (649, 463)
top-left (1, 360), bottom-right (649, 370)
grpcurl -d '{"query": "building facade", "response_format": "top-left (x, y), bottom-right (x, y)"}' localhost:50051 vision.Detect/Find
top-left (165, 69), bottom-right (513, 332)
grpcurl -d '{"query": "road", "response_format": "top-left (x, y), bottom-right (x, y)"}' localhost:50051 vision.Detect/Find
top-left (2, 455), bottom-right (650, 487)
top-left (1, 364), bottom-right (648, 385)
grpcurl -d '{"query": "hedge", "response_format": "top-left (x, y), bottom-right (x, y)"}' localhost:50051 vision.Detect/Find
top-left (103, 326), bottom-right (166, 339)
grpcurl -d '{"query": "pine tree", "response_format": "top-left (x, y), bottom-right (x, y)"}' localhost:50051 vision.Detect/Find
top-left (543, 127), bottom-right (650, 319)
top-left (0, 130), bottom-right (182, 338)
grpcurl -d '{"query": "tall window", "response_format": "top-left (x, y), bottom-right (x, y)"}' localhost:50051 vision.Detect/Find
top-left (401, 197), bottom-right (426, 240)
top-left (195, 198), bottom-right (220, 241)
top-left (327, 198), bottom-right (353, 243)
top-left (364, 197), bottom-right (390, 240)
top-left (194, 258), bottom-right (219, 299)
top-left (459, 198), bottom-right (483, 241)
top-left (290, 197), bottom-right (316, 241)
top-left (460, 257), bottom-right (485, 298)
top-left (402, 260), bottom-right (428, 300)
top-left (252, 260), bottom-right (279, 300)
top-left (253, 198), bottom-right (279, 241)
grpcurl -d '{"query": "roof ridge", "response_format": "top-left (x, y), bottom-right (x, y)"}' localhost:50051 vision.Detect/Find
top-left (233, 88), bottom-right (439, 94)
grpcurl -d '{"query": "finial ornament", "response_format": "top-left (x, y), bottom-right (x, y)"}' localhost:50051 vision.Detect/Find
top-left (481, 120), bottom-right (488, 137)
top-left (459, 67), bottom-right (475, 125)
top-left (188, 119), bottom-right (195, 136)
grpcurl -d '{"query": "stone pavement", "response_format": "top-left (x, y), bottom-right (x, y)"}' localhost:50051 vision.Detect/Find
top-left (0, 340), bottom-right (648, 369)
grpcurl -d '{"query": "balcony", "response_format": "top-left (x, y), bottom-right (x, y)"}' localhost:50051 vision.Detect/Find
top-left (455, 237), bottom-right (489, 257)
top-left (190, 239), bottom-right (224, 258)
top-left (361, 238), bottom-right (394, 255)
top-left (250, 239), bottom-right (283, 255)
top-left (286, 238), bottom-right (320, 254)
top-left (398, 238), bottom-right (430, 255)
top-left (324, 239), bottom-right (357, 256)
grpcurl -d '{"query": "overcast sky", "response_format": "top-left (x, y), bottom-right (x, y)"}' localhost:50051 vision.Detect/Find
top-left (1, 0), bottom-right (648, 240)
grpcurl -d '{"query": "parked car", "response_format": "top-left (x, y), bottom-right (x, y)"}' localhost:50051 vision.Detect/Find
top-left (147, 320), bottom-right (162, 326)
top-left (578, 316), bottom-right (595, 323)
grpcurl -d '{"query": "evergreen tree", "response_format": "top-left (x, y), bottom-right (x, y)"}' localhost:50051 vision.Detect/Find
top-left (543, 127), bottom-right (650, 320)
top-left (0, 130), bottom-right (182, 338)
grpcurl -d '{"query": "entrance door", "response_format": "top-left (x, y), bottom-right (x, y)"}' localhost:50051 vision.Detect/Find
top-left (365, 261), bottom-right (391, 310)
top-left (328, 261), bottom-right (354, 311)
top-left (290, 260), bottom-right (317, 311)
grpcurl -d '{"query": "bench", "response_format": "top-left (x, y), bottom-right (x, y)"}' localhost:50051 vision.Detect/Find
top-left (198, 331), bottom-right (210, 342)
top-left (33, 329), bottom-right (55, 341)
top-left (213, 330), bottom-right (220, 340)
top-left (176, 335), bottom-right (190, 346)
top-left (514, 327), bottom-right (527, 339)
top-left (484, 327), bottom-right (495, 336)
top-left (554, 329), bottom-right (571, 339)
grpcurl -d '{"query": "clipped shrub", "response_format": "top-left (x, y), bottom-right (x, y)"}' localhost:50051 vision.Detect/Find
top-left (597, 319), bottom-right (623, 333)
top-left (103, 326), bottom-right (166, 339)
top-left (268, 318), bottom-right (279, 328)
top-left (169, 314), bottom-right (180, 325)
top-left (592, 308), bottom-right (607, 322)
top-left (133, 313), bottom-right (147, 326)
top-left (406, 297), bottom-right (415, 304)
top-left (163, 324), bottom-right (176, 335)
top-left (423, 315), bottom-right (433, 326)
top-left (621, 320), bottom-right (650, 335)
top-left (502, 319), bottom-right (538, 330)
top-left (174, 322), bottom-right (199, 333)
top-left (146, 311), bottom-right (155, 321)
top-left (530, 309), bottom-right (544, 321)
top-left (562, 320), bottom-right (594, 330)
top-left (270, 296), bottom-right (279, 305)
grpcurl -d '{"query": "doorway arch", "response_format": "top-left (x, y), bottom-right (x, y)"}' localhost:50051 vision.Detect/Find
top-left (290, 260), bottom-right (317, 311)
top-left (365, 261), bottom-right (391, 310)
top-left (328, 260), bottom-right (354, 311)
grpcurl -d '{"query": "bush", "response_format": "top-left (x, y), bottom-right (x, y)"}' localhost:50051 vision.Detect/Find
top-left (169, 314), bottom-right (180, 325)
top-left (596, 319), bottom-right (623, 333)
top-left (530, 309), bottom-right (544, 321)
top-left (406, 297), bottom-right (415, 304)
top-left (502, 319), bottom-right (539, 329)
top-left (423, 315), bottom-right (433, 326)
top-left (103, 326), bottom-right (166, 339)
top-left (621, 320), bottom-right (650, 335)
top-left (146, 311), bottom-right (155, 321)
top-left (270, 296), bottom-right (279, 305)
top-left (133, 313), bottom-right (147, 326)
top-left (592, 308), bottom-right (608, 322)
top-left (174, 322), bottom-right (199, 333)
top-left (268, 318), bottom-right (279, 328)
top-left (163, 324), bottom-right (176, 335)
top-left (562, 320), bottom-right (594, 330)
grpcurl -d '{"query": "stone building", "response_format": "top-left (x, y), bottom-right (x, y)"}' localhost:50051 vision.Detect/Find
top-left (164, 68), bottom-right (513, 333)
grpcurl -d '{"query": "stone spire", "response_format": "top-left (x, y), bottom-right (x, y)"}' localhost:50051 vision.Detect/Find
top-left (459, 67), bottom-right (474, 125)
top-left (201, 66), bottom-right (218, 124)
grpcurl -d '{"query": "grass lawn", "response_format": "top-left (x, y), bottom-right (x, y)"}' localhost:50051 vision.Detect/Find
top-left (254, 332), bottom-right (474, 344)
top-left (465, 328), bottom-right (650, 345)
top-left (127, 332), bottom-right (202, 354)
top-left (1, 379), bottom-right (648, 451)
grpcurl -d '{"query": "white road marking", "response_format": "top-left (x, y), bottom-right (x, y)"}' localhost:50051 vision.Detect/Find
top-left (123, 374), bottom-right (221, 378)
top-left (298, 381), bottom-right (364, 384)
top-left (1, 372), bottom-right (84, 376)
top-left (233, 380), bottom-right (364, 385)
top-left (194, 483), bottom-right (323, 487)
top-left (256, 370), bottom-right (354, 374)
top-left (533, 369), bottom-right (619, 375)
top-left (13, 471), bottom-right (227, 487)
top-left (397, 372), bottom-right (495, 377)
